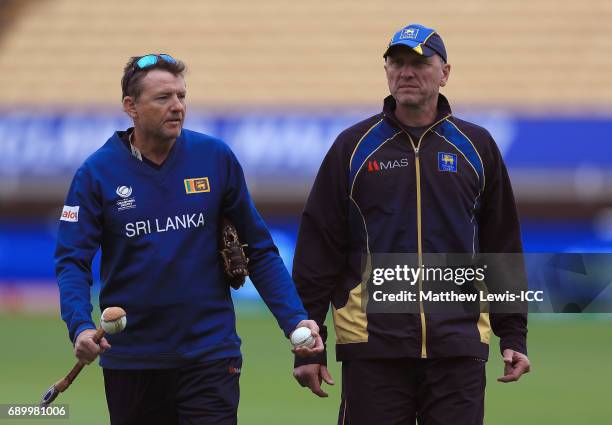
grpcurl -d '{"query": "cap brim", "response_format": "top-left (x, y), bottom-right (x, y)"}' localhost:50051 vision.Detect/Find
top-left (383, 41), bottom-right (438, 58)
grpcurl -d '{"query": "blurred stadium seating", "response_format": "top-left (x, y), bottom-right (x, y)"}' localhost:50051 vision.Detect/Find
top-left (0, 1), bottom-right (611, 310)
top-left (0, 0), bottom-right (611, 107)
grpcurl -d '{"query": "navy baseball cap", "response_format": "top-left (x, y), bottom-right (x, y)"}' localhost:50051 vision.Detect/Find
top-left (383, 24), bottom-right (447, 62)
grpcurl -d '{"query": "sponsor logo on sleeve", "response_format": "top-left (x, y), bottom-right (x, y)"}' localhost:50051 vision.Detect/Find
top-left (60, 205), bottom-right (80, 222)
top-left (184, 177), bottom-right (210, 194)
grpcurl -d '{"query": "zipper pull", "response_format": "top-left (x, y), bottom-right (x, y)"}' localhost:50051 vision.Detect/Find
top-left (414, 147), bottom-right (419, 157)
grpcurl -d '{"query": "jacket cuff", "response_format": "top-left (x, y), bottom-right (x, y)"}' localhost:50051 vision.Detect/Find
top-left (71, 322), bottom-right (97, 345)
top-left (294, 349), bottom-right (328, 368)
top-left (499, 334), bottom-right (527, 356)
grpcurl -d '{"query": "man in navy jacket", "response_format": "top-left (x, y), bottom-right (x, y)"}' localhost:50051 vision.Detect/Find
top-left (55, 54), bottom-right (321, 425)
top-left (292, 25), bottom-right (530, 425)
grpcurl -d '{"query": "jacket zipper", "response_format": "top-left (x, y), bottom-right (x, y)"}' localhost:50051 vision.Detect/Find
top-left (414, 146), bottom-right (427, 358)
top-left (386, 113), bottom-right (451, 359)
top-left (399, 132), bottom-right (427, 358)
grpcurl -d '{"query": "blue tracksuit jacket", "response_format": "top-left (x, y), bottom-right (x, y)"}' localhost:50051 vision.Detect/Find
top-left (55, 128), bottom-right (307, 369)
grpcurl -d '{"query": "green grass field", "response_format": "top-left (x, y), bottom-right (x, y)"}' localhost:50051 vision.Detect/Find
top-left (1, 309), bottom-right (610, 424)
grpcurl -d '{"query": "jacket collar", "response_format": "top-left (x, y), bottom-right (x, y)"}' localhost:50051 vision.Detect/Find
top-left (383, 93), bottom-right (452, 128)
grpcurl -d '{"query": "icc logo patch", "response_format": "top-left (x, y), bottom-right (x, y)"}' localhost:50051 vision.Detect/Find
top-left (400, 28), bottom-right (419, 40)
top-left (116, 186), bottom-right (132, 198)
top-left (115, 185), bottom-right (136, 211)
top-left (438, 152), bottom-right (457, 172)
top-left (184, 177), bottom-right (210, 194)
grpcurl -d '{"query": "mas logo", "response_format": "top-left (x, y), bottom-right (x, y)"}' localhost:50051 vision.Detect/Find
top-left (367, 158), bottom-right (409, 173)
top-left (60, 205), bottom-right (79, 222)
top-left (184, 177), bottom-right (210, 194)
top-left (438, 152), bottom-right (457, 172)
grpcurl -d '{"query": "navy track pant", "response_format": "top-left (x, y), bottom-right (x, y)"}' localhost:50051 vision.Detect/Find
top-left (338, 357), bottom-right (486, 425)
top-left (103, 357), bottom-right (241, 425)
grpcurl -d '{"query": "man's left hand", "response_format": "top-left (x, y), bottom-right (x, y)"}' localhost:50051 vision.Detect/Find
top-left (498, 349), bottom-right (531, 383)
top-left (291, 320), bottom-right (324, 357)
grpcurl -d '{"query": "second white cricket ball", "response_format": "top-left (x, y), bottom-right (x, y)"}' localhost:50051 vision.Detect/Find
top-left (291, 326), bottom-right (315, 348)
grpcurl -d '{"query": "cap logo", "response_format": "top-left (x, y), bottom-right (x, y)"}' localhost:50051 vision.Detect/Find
top-left (400, 28), bottom-right (419, 40)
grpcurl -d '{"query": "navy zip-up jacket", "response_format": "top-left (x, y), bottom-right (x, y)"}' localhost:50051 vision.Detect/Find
top-left (294, 95), bottom-right (527, 366)
top-left (56, 129), bottom-right (307, 369)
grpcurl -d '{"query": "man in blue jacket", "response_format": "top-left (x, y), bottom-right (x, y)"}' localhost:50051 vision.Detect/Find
top-left (55, 54), bottom-right (321, 425)
top-left (292, 24), bottom-right (530, 424)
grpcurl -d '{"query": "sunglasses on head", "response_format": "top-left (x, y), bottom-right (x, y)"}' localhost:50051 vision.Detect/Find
top-left (135, 53), bottom-right (177, 69)
top-left (122, 54), bottom-right (178, 98)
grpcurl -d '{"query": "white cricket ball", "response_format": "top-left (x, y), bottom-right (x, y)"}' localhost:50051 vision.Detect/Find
top-left (100, 307), bottom-right (127, 335)
top-left (290, 326), bottom-right (315, 348)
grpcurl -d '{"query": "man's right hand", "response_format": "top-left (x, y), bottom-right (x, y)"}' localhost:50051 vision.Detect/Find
top-left (74, 329), bottom-right (111, 364)
top-left (293, 364), bottom-right (334, 397)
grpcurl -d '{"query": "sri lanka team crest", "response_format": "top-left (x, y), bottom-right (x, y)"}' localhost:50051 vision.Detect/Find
top-left (438, 152), bottom-right (457, 172)
top-left (184, 177), bottom-right (210, 194)
top-left (400, 28), bottom-right (419, 39)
